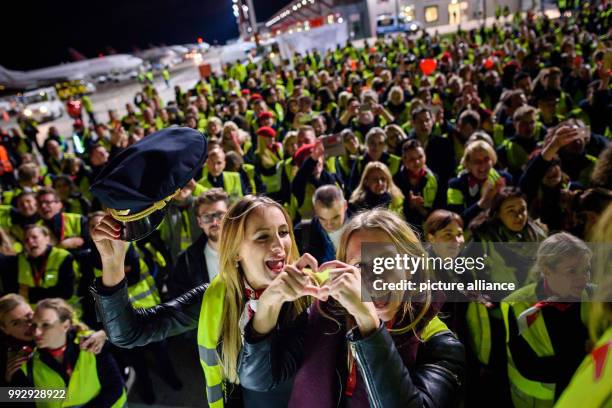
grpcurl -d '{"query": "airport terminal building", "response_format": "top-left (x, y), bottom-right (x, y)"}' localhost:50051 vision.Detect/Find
top-left (264, 0), bottom-right (543, 39)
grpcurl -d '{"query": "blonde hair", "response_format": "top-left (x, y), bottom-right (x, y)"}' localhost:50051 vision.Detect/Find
top-left (282, 132), bottom-right (298, 151)
top-left (588, 203), bottom-right (612, 341)
top-left (461, 139), bottom-right (498, 169)
top-left (35, 298), bottom-right (89, 333)
top-left (0, 294), bottom-right (28, 328)
top-left (384, 124), bottom-right (407, 139)
top-left (217, 195), bottom-right (307, 382)
top-left (0, 227), bottom-right (16, 256)
top-left (335, 208), bottom-right (432, 334)
top-left (222, 121), bottom-right (248, 144)
top-left (350, 162), bottom-right (404, 205)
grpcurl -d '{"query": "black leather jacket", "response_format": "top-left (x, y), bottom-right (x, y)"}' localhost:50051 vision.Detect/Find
top-left (89, 278), bottom-right (296, 408)
top-left (239, 318), bottom-right (465, 407)
top-left (90, 278), bottom-right (203, 348)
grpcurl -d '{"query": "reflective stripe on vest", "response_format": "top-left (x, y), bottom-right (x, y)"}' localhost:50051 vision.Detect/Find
top-left (18, 247), bottom-right (70, 288)
top-left (501, 284), bottom-right (556, 405)
top-left (128, 259), bottom-right (161, 309)
top-left (197, 276), bottom-right (226, 407)
top-left (22, 344), bottom-right (127, 408)
top-left (555, 327), bottom-right (612, 407)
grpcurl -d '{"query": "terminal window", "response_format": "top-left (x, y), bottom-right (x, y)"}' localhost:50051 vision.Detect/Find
top-left (424, 5), bottom-right (439, 23)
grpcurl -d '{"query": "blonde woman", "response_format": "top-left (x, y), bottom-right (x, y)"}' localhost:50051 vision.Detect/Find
top-left (556, 204), bottom-right (612, 407)
top-left (349, 161), bottom-right (404, 216)
top-left (239, 208), bottom-right (465, 407)
top-left (384, 123), bottom-right (408, 156)
top-left (221, 121), bottom-right (252, 158)
top-left (91, 195), bottom-right (327, 407)
top-left (447, 139), bottom-right (513, 226)
top-left (384, 86), bottom-right (411, 126)
top-left (21, 298), bottom-right (125, 407)
top-left (1, 294), bottom-right (109, 386)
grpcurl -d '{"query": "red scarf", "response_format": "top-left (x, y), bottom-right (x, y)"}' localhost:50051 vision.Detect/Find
top-left (346, 317), bottom-right (397, 396)
top-left (467, 174), bottom-right (485, 189)
top-left (408, 167), bottom-right (426, 182)
top-left (244, 287), bottom-right (264, 300)
top-left (537, 279), bottom-right (575, 312)
top-left (44, 344), bottom-right (73, 376)
top-left (244, 287), bottom-right (265, 320)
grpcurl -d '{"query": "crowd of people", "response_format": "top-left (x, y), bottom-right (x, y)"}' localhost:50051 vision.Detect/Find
top-left (0, 1), bottom-right (611, 407)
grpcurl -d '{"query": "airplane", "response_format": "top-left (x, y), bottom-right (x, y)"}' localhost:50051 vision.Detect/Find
top-left (0, 54), bottom-right (144, 91)
top-left (135, 46), bottom-right (181, 70)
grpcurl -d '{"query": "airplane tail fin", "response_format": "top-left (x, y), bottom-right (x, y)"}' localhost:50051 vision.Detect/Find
top-left (68, 47), bottom-right (87, 61)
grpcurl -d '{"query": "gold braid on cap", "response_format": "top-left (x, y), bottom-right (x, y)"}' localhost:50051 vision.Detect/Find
top-left (108, 189), bottom-right (181, 222)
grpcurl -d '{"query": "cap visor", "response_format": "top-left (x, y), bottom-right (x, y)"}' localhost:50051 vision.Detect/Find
top-left (119, 208), bottom-right (167, 242)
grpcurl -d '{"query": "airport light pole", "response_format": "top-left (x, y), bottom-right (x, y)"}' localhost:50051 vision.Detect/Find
top-left (233, 0), bottom-right (257, 40)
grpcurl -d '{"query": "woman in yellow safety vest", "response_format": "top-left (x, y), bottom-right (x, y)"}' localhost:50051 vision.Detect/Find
top-left (254, 126), bottom-right (284, 201)
top-left (237, 208), bottom-right (466, 407)
top-left (14, 225), bottom-right (76, 305)
top-left (90, 195), bottom-right (327, 407)
top-left (21, 298), bottom-right (126, 407)
top-left (349, 161), bottom-right (404, 216)
top-left (501, 232), bottom-right (593, 407)
top-left (556, 204), bottom-right (612, 407)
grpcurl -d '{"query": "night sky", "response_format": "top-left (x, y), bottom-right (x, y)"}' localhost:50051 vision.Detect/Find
top-left (1, 0), bottom-right (289, 70)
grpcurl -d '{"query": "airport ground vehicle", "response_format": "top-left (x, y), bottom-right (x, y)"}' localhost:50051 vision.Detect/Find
top-left (21, 87), bottom-right (64, 122)
top-left (376, 14), bottom-right (421, 36)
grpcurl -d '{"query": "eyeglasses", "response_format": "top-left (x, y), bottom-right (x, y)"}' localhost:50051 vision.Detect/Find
top-left (198, 211), bottom-right (226, 224)
top-left (38, 200), bottom-right (59, 205)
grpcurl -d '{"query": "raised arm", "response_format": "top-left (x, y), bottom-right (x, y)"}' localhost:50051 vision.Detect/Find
top-left (89, 215), bottom-right (204, 348)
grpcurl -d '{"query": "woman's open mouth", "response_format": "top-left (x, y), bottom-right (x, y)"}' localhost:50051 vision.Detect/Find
top-left (265, 257), bottom-right (285, 274)
top-left (372, 292), bottom-right (391, 309)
